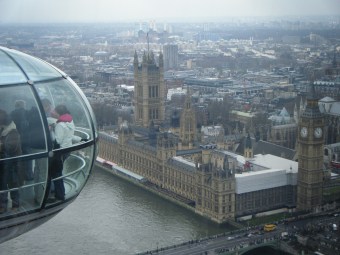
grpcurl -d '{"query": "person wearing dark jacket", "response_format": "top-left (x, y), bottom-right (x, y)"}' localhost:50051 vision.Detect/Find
top-left (11, 100), bottom-right (33, 181)
top-left (10, 100), bottom-right (29, 152)
top-left (0, 109), bottom-right (23, 213)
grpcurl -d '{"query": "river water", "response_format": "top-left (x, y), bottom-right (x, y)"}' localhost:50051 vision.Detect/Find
top-left (0, 165), bottom-right (234, 255)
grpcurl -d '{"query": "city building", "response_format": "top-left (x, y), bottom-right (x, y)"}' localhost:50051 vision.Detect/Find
top-left (97, 54), bottom-right (337, 224)
top-left (167, 87), bottom-right (187, 101)
top-left (133, 51), bottom-right (165, 128)
top-left (318, 96), bottom-right (340, 144)
top-left (201, 125), bottom-right (225, 146)
top-left (268, 107), bottom-right (297, 149)
top-left (297, 83), bottom-right (325, 212)
top-left (98, 127), bottom-right (301, 223)
top-left (324, 142), bottom-right (340, 173)
top-left (163, 44), bottom-right (179, 70)
top-left (235, 154), bottom-right (298, 219)
top-left (178, 93), bottom-right (197, 150)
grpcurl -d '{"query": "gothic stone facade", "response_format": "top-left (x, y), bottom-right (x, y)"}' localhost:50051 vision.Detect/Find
top-left (297, 87), bottom-right (325, 211)
top-left (98, 129), bottom-right (235, 223)
top-left (134, 51), bottom-right (165, 128)
top-left (98, 128), bottom-right (308, 222)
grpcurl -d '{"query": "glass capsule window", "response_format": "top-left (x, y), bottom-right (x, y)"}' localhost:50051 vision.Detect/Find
top-left (0, 46), bottom-right (97, 233)
top-left (2, 48), bottom-right (63, 82)
top-left (34, 79), bottom-right (94, 146)
top-left (0, 51), bottom-right (27, 85)
top-left (0, 85), bottom-right (48, 157)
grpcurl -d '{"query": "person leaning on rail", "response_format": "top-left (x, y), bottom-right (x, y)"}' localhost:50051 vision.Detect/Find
top-left (47, 104), bottom-right (85, 203)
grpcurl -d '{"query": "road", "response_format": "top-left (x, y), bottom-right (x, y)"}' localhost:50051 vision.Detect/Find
top-left (147, 228), bottom-right (280, 255)
top-left (141, 212), bottom-right (340, 255)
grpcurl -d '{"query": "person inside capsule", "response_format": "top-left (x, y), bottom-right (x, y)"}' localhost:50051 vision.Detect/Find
top-left (0, 109), bottom-right (22, 213)
top-left (0, 84), bottom-right (94, 215)
top-left (0, 46), bottom-right (97, 243)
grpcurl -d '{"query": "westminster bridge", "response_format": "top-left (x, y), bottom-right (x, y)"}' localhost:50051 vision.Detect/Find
top-left (137, 212), bottom-right (340, 255)
top-left (137, 226), bottom-right (295, 255)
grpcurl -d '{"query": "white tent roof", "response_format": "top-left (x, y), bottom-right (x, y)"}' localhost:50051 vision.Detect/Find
top-left (235, 154), bottom-right (298, 194)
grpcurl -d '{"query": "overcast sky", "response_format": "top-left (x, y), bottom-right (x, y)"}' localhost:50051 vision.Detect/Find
top-left (1, 0), bottom-right (340, 23)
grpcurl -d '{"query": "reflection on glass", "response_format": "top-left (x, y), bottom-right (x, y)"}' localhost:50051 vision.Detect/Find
top-left (0, 85), bottom-right (47, 160)
top-left (0, 46), bottom-right (96, 243)
top-left (0, 139), bottom-right (94, 214)
top-left (47, 145), bottom-right (94, 204)
top-left (0, 50), bottom-right (27, 85)
top-left (32, 157), bottom-right (48, 206)
top-left (4, 49), bottom-right (62, 82)
top-left (0, 158), bottom-right (48, 216)
top-left (35, 79), bottom-right (93, 143)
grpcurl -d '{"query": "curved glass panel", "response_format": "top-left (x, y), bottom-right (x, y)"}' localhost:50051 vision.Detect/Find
top-left (67, 78), bottom-right (98, 138)
top-left (31, 157), bottom-right (48, 206)
top-left (0, 50), bottom-right (27, 85)
top-left (46, 145), bottom-right (94, 204)
top-left (0, 46), bottom-right (96, 244)
top-left (0, 157), bottom-right (48, 216)
top-left (0, 85), bottom-right (47, 161)
top-left (5, 49), bottom-right (62, 82)
top-left (34, 79), bottom-right (94, 150)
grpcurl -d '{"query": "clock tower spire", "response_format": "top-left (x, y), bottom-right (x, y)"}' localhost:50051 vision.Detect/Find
top-left (297, 81), bottom-right (325, 212)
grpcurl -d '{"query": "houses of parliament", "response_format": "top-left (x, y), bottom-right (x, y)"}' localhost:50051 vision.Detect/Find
top-left (97, 51), bottom-right (336, 223)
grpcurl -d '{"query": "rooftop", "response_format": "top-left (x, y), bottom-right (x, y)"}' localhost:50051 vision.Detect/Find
top-left (250, 154), bottom-right (298, 173)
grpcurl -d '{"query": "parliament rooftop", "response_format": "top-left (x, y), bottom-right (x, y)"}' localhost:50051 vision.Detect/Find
top-left (0, 46), bottom-right (97, 243)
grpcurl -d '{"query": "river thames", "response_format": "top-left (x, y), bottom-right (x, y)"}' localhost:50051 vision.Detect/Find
top-left (0, 165), bottom-right (234, 255)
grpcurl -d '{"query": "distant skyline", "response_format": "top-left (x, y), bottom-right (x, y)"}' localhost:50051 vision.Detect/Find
top-left (1, 0), bottom-right (340, 24)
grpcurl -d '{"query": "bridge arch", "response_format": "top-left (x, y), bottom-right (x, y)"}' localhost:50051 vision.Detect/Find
top-left (241, 243), bottom-right (280, 255)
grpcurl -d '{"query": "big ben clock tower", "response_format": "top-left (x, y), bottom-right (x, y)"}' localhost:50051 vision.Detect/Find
top-left (297, 82), bottom-right (325, 211)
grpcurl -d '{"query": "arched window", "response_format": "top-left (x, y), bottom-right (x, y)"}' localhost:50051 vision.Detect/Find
top-left (324, 148), bottom-right (329, 156)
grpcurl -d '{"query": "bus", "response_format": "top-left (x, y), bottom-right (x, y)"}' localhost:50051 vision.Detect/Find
top-left (263, 224), bottom-right (277, 232)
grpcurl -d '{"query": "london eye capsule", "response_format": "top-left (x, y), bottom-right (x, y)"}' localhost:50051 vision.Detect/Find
top-left (0, 46), bottom-right (97, 243)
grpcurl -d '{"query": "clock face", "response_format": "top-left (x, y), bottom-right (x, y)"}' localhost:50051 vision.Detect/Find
top-left (314, 127), bottom-right (323, 138)
top-left (300, 127), bottom-right (308, 138)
